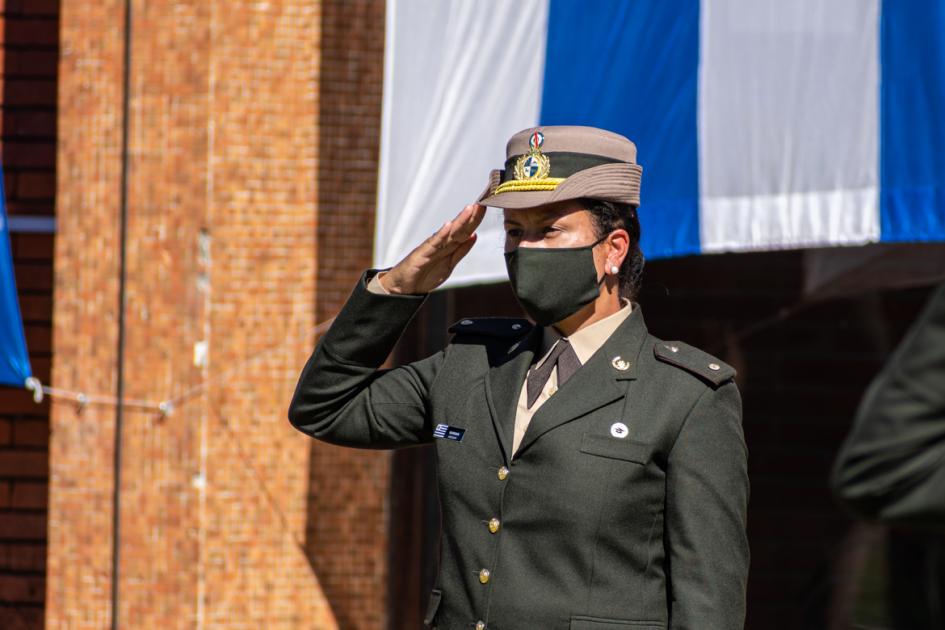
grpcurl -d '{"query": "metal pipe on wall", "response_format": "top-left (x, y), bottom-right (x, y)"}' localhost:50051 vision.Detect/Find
top-left (112, 0), bottom-right (134, 626)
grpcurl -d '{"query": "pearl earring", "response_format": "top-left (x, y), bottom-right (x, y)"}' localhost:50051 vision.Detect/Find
top-left (610, 265), bottom-right (619, 275)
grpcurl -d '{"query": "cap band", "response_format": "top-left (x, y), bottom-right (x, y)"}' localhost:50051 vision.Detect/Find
top-left (501, 152), bottom-right (624, 183)
top-left (493, 152), bottom-right (625, 194)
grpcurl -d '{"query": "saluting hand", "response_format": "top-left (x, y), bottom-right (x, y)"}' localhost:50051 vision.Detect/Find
top-left (380, 204), bottom-right (486, 295)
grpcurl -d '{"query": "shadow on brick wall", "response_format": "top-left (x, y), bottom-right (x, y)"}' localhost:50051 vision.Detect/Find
top-left (0, 1), bottom-right (59, 629)
top-left (304, 2), bottom-right (389, 630)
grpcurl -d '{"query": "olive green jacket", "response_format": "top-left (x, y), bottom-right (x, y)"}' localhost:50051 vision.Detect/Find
top-left (289, 272), bottom-right (749, 630)
top-left (832, 282), bottom-right (945, 527)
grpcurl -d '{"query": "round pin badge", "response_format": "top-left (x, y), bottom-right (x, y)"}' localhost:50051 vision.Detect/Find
top-left (529, 130), bottom-right (545, 150)
top-left (610, 422), bottom-right (629, 439)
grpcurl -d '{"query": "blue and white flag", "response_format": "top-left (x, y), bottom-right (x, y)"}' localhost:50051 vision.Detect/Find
top-left (0, 169), bottom-right (32, 387)
top-left (375, 0), bottom-right (945, 287)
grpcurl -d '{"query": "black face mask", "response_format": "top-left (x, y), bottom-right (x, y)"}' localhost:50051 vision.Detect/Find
top-left (504, 236), bottom-right (606, 326)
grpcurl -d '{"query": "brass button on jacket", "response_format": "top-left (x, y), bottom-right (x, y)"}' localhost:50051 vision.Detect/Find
top-left (497, 466), bottom-right (509, 481)
top-left (478, 568), bottom-right (491, 584)
top-left (488, 518), bottom-right (500, 534)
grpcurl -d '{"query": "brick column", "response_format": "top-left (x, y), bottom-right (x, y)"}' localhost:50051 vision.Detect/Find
top-left (49, 1), bottom-right (335, 627)
top-left (47, 2), bottom-right (126, 626)
top-left (306, 2), bottom-right (391, 629)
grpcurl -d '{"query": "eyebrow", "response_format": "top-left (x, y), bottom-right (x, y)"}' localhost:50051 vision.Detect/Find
top-left (503, 208), bottom-right (569, 228)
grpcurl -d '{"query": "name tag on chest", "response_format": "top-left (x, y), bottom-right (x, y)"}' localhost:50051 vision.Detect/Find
top-left (433, 423), bottom-right (466, 442)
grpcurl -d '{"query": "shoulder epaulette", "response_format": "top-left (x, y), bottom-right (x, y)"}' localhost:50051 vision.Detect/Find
top-left (653, 341), bottom-right (736, 387)
top-left (448, 317), bottom-right (533, 338)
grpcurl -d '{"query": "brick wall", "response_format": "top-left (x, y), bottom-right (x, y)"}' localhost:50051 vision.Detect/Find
top-left (306, 2), bottom-right (391, 630)
top-left (0, 0), bottom-right (58, 627)
top-left (10, 0), bottom-right (925, 627)
top-left (48, 1), bottom-right (335, 627)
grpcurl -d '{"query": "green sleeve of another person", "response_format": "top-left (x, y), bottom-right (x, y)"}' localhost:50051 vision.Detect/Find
top-left (832, 282), bottom-right (945, 527)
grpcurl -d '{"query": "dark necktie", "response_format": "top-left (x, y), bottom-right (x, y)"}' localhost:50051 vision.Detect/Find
top-left (526, 338), bottom-right (581, 409)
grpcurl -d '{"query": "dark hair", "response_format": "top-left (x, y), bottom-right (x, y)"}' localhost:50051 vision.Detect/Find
top-left (580, 198), bottom-right (644, 301)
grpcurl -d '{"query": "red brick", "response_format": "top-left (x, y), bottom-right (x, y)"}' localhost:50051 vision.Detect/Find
top-left (0, 607), bottom-right (44, 630)
top-left (14, 295), bottom-right (52, 322)
top-left (1, 142), bottom-right (56, 168)
top-left (2, 111), bottom-right (57, 138)
top-left (0, 390), bottom-right (48, 416)
top-left (0, 422), bottom-right (9, 446)
top-left (0, 543), bottom-right (46, 572)
top-left (0, 575), bottom-right (45, 602)
top-left (0, 482), bottom-right (9, 507)
top-left (10, 482), bottom-right (46, 508)
top-left (1, 0), bottom-right (59, 16)
top-left (3, 49), bottom-right (59, 77)
top-left (14, 265), bottom-right (51, 292)
top-left (24, 358), bottom-right (49, 384)
top-left (0, 513), bottom-right (46, 540)
top-left (2, 18), bottom-right (59, 46)
top-left (0, 452), bottom-right (47, 478)
top-left (11, 234), bottom-right (54, 263)
top-left (23, 325), bottom-right (50, 354)
top-left (12, 423), bottom-right (46, 448)
top-left (2, 79), bottom-right (57, 107)
top-left (14, 173), bottom-right (55, 200)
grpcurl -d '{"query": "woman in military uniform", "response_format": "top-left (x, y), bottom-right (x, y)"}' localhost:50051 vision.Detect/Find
top-left (289, 126), bottom-right (749, 629)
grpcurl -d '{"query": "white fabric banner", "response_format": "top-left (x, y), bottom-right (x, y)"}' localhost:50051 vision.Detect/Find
top-left (374, 0), bottom-right (548, 288)
top-left (698, 0), bottom-right (880, 252)
top-left (376, 0), bottom-right (943, 287)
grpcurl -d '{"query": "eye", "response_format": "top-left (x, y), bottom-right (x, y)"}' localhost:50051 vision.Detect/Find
top-left (505, 228), bottom-right (523, 238)
top-left (542, 225), bottom-right (560, 237)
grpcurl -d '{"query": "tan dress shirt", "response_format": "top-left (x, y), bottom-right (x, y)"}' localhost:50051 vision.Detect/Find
top-left (367, 272), bottom-right (632, 454)
top-left (512, 302), bottom-right (631, 453)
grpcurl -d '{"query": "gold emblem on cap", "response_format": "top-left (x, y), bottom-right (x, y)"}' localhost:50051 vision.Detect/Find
top-left (513, 130), bottom-right (551, 181)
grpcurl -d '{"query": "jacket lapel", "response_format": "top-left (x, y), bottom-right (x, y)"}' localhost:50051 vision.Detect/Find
top-left (485, 327), bottom-right (540, 462)
top-left (515, 307), bottom-right (650, 458)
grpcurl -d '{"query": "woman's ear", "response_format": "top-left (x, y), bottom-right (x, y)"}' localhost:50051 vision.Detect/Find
top-left (606, 228), bottom-right (630, 271)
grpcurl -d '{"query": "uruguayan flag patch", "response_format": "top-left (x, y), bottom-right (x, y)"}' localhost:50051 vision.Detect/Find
top-left (433, 423), bottom-right (466, 442)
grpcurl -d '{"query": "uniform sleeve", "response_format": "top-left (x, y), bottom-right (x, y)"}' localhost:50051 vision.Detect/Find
top-left (831, 283), bottom-right (945, 527)
top-left (288, 270), bottom-right (442, 449)
top-left (666, 381), bottom-right (749, 630)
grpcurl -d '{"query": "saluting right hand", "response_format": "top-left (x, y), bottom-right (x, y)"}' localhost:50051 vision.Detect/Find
top-left (380, 204), bottom-right (486, 295)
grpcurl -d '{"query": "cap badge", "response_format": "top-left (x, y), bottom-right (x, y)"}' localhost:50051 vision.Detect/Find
top-left (529, 131), bottom-right (544, 150)
top-left (514, 130), bottom-right (550, 181)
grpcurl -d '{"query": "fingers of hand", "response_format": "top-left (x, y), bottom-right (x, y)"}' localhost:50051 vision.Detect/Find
top-left (448, 232), bottom-right (477, 268)
top-left (453, 204), bottom-right (485, 239)
top-left (422, 204), bottom-right (485, 261)
top-left (425, 221), bottom-right (452, 252)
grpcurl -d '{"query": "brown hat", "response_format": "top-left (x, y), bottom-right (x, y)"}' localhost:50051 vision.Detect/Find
top-left (478, 125), bottom-right (643, 209)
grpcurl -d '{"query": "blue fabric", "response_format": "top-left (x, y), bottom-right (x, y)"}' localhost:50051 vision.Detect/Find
top-left (0, 172), bottom-right (32, 387)
top-left (539, 0), bottom-right (701, 259)
top-left (880, 0), bottom-right (945, 242)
